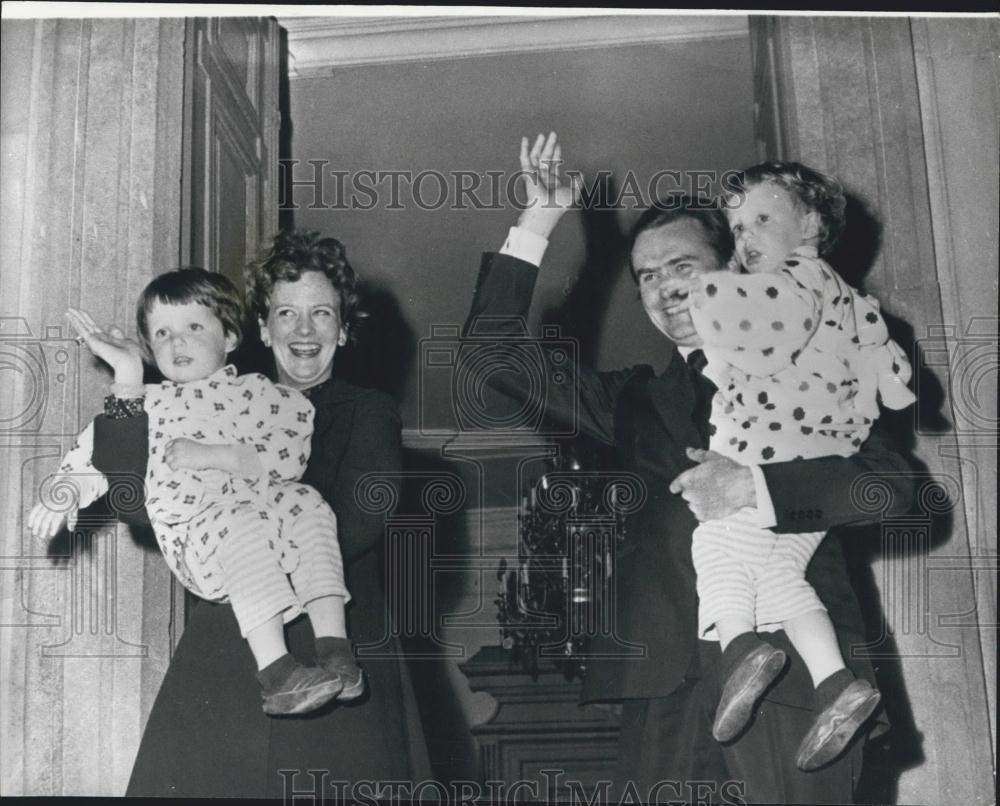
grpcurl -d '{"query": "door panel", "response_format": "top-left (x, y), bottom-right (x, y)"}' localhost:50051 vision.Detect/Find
top-left (183, 17), bottom-right (279, 288)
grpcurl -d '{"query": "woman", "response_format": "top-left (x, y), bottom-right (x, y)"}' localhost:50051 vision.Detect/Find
top-left (80, 230), bottom-right (430, 797)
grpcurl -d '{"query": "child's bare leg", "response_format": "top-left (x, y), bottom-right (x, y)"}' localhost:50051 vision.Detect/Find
top-left (783, 609), bottom-right (845, 686)
top-left (786, 609), bottom-right (882, 771)
top-left (220, 505), bottom-right (342, 715)
top-left (282, 498), bottom-right (364, 698)
top-left (245, 614), bottom-right (289, 670)
top-left (715, 615), bottom-right (756, 652)
top-left (305, 594), bottom-right (348, 639)
top-left (311, 596), bottom-right (365, 700)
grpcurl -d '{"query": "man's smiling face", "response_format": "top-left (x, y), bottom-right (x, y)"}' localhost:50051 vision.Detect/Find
top-left (632, 218), bottom-right (731, 347)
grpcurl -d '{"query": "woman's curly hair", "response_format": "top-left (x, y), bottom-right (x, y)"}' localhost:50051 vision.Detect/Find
top-left (725, 161), bottom-right (847, 256)
top-left (244, 229), bottom-right (365, 339)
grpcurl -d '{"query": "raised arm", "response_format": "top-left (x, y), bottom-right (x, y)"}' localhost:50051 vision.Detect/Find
top-left (67, 307), bottom-right (152, 527)
top-left (462, 133), bottom-right (641, 446)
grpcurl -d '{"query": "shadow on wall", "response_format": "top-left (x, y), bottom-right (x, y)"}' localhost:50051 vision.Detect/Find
top-left (828, 192), bottom-right (959, 805)
top-left (334, 285), bottom-right (416, 400)
top-left (541, 174), bottom-right (627, 369)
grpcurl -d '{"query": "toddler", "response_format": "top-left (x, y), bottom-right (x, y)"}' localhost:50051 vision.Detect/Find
top-left (684, 162), bottom-right (914, 770)
top-left (29, 268), bottom-right (363, 716)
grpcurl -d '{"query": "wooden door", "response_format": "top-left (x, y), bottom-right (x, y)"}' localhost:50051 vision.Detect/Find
top-left (172, 17), bottom-right (282, 638)
top-left (183, 17), bottom-right (280, 287)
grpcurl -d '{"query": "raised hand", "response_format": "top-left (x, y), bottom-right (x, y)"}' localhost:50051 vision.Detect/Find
top-left (66, 307), bottom-right (144, 387)
top-left (516, 131), bottom-right (581, 238)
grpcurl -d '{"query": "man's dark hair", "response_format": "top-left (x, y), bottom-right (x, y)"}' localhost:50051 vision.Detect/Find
top-left (627, 196), bottom-right (734, 283)
top-left (136, 266), bottom-right (243, 356)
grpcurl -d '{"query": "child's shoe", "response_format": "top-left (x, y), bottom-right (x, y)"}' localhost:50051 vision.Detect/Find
top-left (713, 639), bottom-right (787, 742)
top-left (316, 636), bottom-right (365, 701)
top-left (796, 677), bottom-right (881, 770)
top-left (257, 654), bottom-right (343, 716)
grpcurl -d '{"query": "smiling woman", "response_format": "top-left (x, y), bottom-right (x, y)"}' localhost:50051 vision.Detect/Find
top-left (247, 231), bottom-right (359, 391)
top-left (83, 229), bottom-right (430, 796)
top-left (261, 271), bottom-right (347, 388)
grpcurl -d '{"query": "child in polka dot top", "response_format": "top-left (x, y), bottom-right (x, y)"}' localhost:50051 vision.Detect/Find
top-left (685, 163), bottom-right (915, 770)
top-left (29, 269), bottom-right (363, 716)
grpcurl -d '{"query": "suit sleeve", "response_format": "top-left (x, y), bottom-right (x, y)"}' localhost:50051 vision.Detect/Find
top-left (92, 412), bottom-right (152, 527)
top-left (329, 390), bottom-right (403, 563)
top-left (462, 252), bottom-right (640, 446)
top-left (763, 421), bottom-right (915, 533)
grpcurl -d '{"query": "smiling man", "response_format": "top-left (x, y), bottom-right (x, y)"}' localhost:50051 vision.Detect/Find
top-left (463, 133), bottom-right (914, 804)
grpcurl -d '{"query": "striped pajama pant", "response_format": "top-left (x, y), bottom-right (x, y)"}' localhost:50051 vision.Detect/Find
top-left (206, 484), bottom-right (347, 637)
top-left (691, 507), bottom-right (826, 639)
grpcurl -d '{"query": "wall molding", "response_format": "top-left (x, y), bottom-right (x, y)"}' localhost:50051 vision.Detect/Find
top-left (279, 14), bottom-right (748, 76)
top-left (401, 427), bottom-right (554, 456)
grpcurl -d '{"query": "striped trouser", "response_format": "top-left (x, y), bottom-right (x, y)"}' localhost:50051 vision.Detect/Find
top-left (213, 484), bottom-right (348, 637)
top-left (691, 507), bottom-right (826, 639)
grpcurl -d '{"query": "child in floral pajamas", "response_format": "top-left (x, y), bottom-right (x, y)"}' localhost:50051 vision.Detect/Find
top-left (30, 268), bottom-right (362, 716)
top-left (685, 162), bottom-right (915, 770)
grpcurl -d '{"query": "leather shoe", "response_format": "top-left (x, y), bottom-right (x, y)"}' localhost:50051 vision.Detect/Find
top-left (796, 679), bottom-right (881, 770)
top-left (318, 644), bottom-right (366, 701)
top-left (261, 664), bottom-right (343, 716)
top-left (712, 643), bottom-right (787, 742)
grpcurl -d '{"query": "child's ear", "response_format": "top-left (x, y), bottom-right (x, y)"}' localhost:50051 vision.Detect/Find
top-left (801, 211), bottom-right (822, 243)
top-left (225, 330), bottom-right (240, 353)
top-left (258, 317), bottom-right (271, 348)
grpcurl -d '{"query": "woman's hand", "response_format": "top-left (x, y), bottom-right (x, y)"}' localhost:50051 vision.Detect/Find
top-left (164, 440), bottom-right (263, 477)
top-left (164, 438), bottom-right (214, 472)
top-left (516, 131), bottom-right (581, 239)
top-left (66, 307), bottom-right (144, 387)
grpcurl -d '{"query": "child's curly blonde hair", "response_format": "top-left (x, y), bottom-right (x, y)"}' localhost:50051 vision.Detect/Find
top-left (724, 161), bottom-right (847, 256)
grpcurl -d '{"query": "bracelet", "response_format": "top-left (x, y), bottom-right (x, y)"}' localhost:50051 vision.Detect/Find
top-left (103, 394), bottom-right (145, 419)
top-left (109, 381), bottom-right (146, 398)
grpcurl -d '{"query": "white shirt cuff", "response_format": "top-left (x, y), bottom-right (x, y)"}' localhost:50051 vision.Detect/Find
top-left (499, 226), bottom-right (549, 266)
top-left (749, 465), bottom-right (777, 528)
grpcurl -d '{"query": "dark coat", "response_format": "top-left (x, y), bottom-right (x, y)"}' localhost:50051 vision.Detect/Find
top-left (465, 252), bottom-right (914, 709)
top-left (93, 378), bottom-right (431, 797)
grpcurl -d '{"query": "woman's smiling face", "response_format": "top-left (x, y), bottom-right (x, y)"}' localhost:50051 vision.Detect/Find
top-left (261, 272), bottom-right (346, 391)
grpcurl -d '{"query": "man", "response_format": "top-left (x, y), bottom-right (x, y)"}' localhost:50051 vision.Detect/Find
top-left (464, 133), bottom-right (912, 803)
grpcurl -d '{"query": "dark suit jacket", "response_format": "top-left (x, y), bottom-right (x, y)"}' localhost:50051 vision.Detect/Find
top-left (465, 252), bottom-right (914, 708)
top-left (94, 378), bottom-right (431, 796)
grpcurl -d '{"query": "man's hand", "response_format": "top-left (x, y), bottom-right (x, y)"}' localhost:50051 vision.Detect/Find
top-left (66, 307), bottom-right (144, 387)
top-left (516, 131), bottom-right (581, 239)
top-left (164, 438), bottom-right (215, 472)
top-left (669, 448), bottom-right (756, 521)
